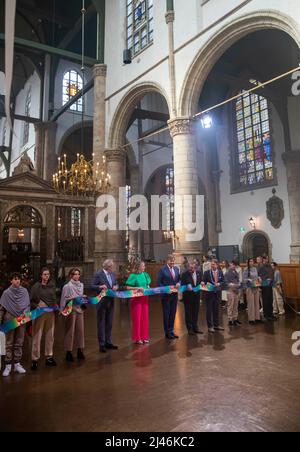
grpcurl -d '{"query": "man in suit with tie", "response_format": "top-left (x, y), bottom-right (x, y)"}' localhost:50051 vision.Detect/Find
top-left (181, 261), bottom-right (204, 336)
top-left (157, 255), bottom-right (181, 340)
top-left (92, 259), bottom-right (119, 353)
top-left (203, 259), bottom-right (225, 333)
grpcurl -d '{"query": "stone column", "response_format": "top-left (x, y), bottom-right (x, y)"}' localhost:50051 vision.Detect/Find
top-left (168, 117), bottom-right (202, 261)
top-left (129, 164), bottom-right (140, 257)
top-left (34, 122), bottom-right (57, 181)
top-left (94, 149), bottom-right (127, 271)
top-left (165, 10), bottom-right (177, 119)
top-left (93, 64), bottom-right (107, 161)
top-left (46, 203), bottom-right (56, 264)
top-left (283, 150), bottom-right (300, 263)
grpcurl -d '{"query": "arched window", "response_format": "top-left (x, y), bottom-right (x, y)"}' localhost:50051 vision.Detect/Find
top-left (23, 88), bottom-right (31, 146)
top-left (62, 70), bottom-right (83, 112)
top-left (165, 167), bottom-right (174, 232)
top-left (126, 0), bottom-right (154, 57)
top-left (235, 91), bottom-right (274, 190)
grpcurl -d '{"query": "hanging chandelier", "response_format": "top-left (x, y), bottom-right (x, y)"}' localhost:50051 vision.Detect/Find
top-left (53, 153), bottom-right (111, 196)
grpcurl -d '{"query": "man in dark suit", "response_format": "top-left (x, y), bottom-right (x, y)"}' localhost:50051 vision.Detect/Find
top-left (181, 261), bottom-right (204, 335)
top-left (157, 255), bottom-right (181, 340)
top-left (203, 259), bottom-right (225, 333)
top-left (92, 259), bottom-right (119, 353)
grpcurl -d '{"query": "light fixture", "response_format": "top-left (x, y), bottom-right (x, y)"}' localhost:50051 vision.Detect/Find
top-left (52, 0), bottom-right (111, 197)
top-left (249, 217), bottom-right (256, 230)
top-left (201, 114), bottom-right (213, 129)
top-left (17, 229), bottom-right (25, 240)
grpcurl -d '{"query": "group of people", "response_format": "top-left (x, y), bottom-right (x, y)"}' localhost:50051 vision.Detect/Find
top-left (0, 254), bottom-right (285, 378)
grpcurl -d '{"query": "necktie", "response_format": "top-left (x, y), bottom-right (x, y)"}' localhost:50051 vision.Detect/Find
top-left (107, 273), bottom-right (113, 288)
top-left (213, 271), bottom-right (219, 284)
top-left (170, 267), bottom-right (176, 280)
top-left (193, 272), bottom-right (197, 286)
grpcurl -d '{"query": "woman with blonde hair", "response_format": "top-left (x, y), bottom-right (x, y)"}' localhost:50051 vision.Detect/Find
top-left (126, 261), bottom-right (151, 345)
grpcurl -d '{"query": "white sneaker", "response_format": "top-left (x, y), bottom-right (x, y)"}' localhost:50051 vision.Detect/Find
top-left (14, 363), bottom-right (26, 374)
top-left (3, 364), bottom-right (12, 377)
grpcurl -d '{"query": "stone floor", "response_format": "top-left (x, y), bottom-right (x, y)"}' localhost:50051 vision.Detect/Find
top-left (0, 300), bottom-right (300, 432)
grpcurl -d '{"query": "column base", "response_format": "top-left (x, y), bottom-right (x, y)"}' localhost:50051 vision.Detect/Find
top-left (290, 244), bottom-right (300, 264)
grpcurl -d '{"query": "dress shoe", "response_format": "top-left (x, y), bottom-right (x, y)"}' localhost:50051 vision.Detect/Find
top-left (249, 321), bottom-right (256, 326)
top-left (45, 357), bottom-right (57, 367)
top-left (143, 340), bottom-right (150, 344)
top-left (77, 349), bottom-right (85, 360)
top-left (165, 334), bottom-right (175, 340)
top-left (235, 320), bottom-right (242, 325)
top-left (188, 330), bottom-right (196, 336)
top-left (105, 343), bottom-right (118, 350)
top-left (208, 328), bottom-right (215, 334)
top-left (135, 340), bottom-right (143, 345)
top-left (66, 352), bottom-right (74, 362)
top-left (228, 321), bottom-right (234, 327)
top-left (100, 346), bottom-right (107, 353)
top-left (214, 326), bottom-right (224, 331)
top-left (255, 319), bottom-right (264, 324)
top-left (31, 361), bottom-right (38, 371)
top-left (194, 330), bottom-right (204, 335)
top-left (171, 334), bottom-right (179, 339)
top-left (233, 321), bottom-right (241, 327)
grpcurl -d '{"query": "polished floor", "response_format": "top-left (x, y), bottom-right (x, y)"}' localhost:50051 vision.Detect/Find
top-left (1, 300), bottom-right (300, 432)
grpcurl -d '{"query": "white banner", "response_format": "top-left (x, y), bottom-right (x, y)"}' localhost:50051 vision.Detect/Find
top-left (5, 0), bottom-right (17, 131)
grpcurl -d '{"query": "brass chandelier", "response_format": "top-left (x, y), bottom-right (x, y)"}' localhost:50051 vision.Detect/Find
top-left (53, 153), bottom-right (111, 196)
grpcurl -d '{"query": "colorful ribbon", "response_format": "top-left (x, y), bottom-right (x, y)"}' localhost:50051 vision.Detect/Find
top-left (0, 280), bottom-right (274, 334)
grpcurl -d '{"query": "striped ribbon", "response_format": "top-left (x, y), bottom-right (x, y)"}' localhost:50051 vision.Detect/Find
top-left (0, 280), bottom-right (273, 334)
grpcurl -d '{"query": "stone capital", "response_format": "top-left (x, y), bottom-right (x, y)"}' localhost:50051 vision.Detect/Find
top-left (93, 64), bottom-right (107, 79)
top-left (165, 11), bottom-right (175, 24)
top-left (104, 148), bottom-right (126, 163)
top-left (282, 150), bottom-right (300, 165)
top-left (168, 117), bottom-right (196, 138)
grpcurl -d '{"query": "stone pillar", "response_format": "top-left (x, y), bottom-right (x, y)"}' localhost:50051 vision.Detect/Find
top-left (165, 10), bottom-right (177, 119)
top-left (93, 64), bottom-right (107, 161)
top-left (283, 150), bottom-right (300, 263)
top-left (168, 117), bottom-right (202, 261)
top-left (46, 203), bottom-right (56, 264)
top-left (34, 122), bottom-right (57, 181)
top-left (94, 149), bottom-right (127, 271)
top-left (129, 164), bottom-right (140, 257)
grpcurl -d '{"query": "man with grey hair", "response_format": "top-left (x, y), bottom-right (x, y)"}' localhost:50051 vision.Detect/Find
top-left (92, 260), bottom-right (119, 353)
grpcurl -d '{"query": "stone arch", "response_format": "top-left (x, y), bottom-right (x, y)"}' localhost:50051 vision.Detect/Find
top-left (57, 120), bottom-right (93, 157)
top-left (3, 204), bottom-right (45, 228)
top-left (242, 230), bottom-right (272, 261)
top-left (179, 10), bottom-right (300, 117)
top-left (108, 82), bottom-right (171, 150)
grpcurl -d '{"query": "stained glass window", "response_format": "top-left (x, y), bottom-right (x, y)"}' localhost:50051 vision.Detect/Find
top-left (23, 89), bottom-right (31, 146)
top-left (165, 167), bottom-right (175, 232)
top-left (235, 92), bottom-right (273, 189)
top-left (126, 0), bottom-right (154, 57)
top-left (62, 71), bottom-right (83, 112)
top-left (71, 208), bottom-right (82, 237)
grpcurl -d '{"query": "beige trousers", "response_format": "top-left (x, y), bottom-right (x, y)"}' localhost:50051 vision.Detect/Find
top-left (246, 288), bottom-right (261, 322)
top-left (273, 287), bottom-right (285, 315)
top-left (4, 312), bottom-right (26, 364)
top-left (227, 291), bottom-right (239, 321)
top-left (31, 311), bottom-right (55, 361)
top-left (64, 311), bottom-right (85, 352)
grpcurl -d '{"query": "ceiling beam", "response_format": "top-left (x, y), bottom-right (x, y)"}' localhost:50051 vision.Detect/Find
top-left (58, 4), bottom-right (96, 50)
top-left (0, 34), bottom-right (97, 66)
top-left (16, 5), bottom-right (74, 28)
top-left (128, 108), bottom-right (170, 129)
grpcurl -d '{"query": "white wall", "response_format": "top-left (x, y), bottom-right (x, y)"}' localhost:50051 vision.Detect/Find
top-left (10, 71), bottom-right (41, 174)
top-left (218, 104), bottom-right (292, 263)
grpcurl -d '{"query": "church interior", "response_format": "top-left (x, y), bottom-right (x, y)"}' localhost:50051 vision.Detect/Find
top-left (0, 0), bottom-right (300, 434)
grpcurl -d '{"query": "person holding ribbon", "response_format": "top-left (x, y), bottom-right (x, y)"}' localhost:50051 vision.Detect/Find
top-left (126, 261), bottom-right (151, 345)
top-left (157, 255), bottom-right (181, 340)
top-left (60, 268), bottom-right (86, 362)
top-left (181, 261), bottom-right (203, 336)
top-left (30, 268), bottom-right (57, 371)
top-left (0, 273), bottom-right (30, 377)
top-left (203, 259), bottom-right (225, 334)
top-left (243, 259), bottom-right (263, 325)
top-left (92, 260), bottom-right (119, 354)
